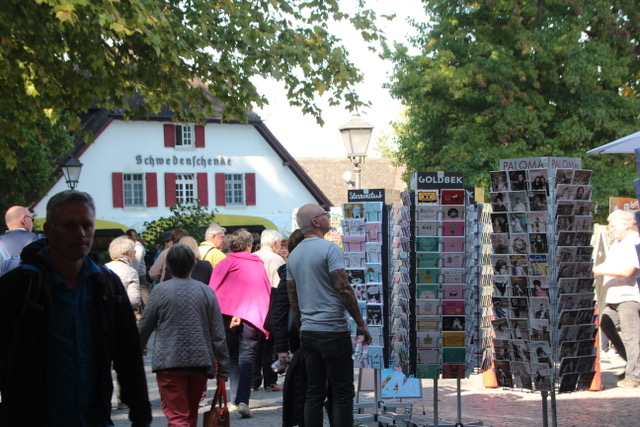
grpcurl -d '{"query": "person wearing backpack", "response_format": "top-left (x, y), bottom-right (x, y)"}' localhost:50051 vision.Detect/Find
top-left (0, 206), bottom-right (38, 276)
top-left (0, 190), bottom-right (152, 426)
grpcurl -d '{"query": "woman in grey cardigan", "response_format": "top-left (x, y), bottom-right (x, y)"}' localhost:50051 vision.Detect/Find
top-left (139, 243), bottom-right (230, 427)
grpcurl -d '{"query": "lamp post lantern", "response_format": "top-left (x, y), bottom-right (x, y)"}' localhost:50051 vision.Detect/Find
top-left (61, 158), bottom-right (83, 190)
top-left (339, 113), bottom-right (374, 189)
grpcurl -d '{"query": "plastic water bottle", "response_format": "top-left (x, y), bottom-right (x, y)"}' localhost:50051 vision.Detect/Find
top-left (271, 353), bottom-right (292, 373)
top-left (271, 360), bottom-right (285, 373)
top-left (352, 335), bottom-right (364, 364)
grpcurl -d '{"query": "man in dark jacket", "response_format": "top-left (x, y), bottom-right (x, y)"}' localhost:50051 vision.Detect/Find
top-left (0, 190), bottom-right (152, 426)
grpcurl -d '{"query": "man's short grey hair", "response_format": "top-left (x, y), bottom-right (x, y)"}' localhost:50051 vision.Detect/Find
top-left (205, 223), bottom-right (226, 240)
top-left (608, 209), bottom-right (636, 230)
top-left (108, 235), bottom-right (135, 260)
top-left (46, 190), bottom-right (95, 222)
top-left (260, 229), bottom-right (282, 249)
top-left (166, 243), bottom-right (195, 278)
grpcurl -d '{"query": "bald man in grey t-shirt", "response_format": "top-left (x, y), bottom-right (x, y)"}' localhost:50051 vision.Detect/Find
top-left (287, 203), bottom-right (370, 427)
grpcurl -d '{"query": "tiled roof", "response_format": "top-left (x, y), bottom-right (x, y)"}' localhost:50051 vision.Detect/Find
top-left (295, 158), bottom-right (407, 206)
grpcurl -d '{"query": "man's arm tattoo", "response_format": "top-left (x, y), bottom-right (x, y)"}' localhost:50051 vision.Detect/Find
top-left (330, 269), bottom-right (365, 326)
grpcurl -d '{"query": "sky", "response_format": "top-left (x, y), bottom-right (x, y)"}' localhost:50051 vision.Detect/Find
top-left (252, 0), bottom-right (428, 158)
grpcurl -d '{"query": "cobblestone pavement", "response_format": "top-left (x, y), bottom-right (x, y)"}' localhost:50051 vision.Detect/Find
top-left (112, 355), bottom-right (639, 426)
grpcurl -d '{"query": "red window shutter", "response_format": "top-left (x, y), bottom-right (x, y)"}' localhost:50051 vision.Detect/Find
top-left (195, 125), bottom-right (205, 148)
top-left (215, 173), bottom-right (226, 206)
top-left (112, 173), bottom-right (124, 208)
top-left (245, 173), bottom-right (256, 206)
top-left (164, 124), bottom-right (175, 147)
top-left (197, 173), bottom-right (208, 206)
top-left (165, 173), bottom-right (177, 207)
top-left (146, 173), bottom-right (158, 207)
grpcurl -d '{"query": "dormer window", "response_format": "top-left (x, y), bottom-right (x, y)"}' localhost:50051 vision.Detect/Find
top-left (175, 124), bottom-right (193, 147)
top-left (164, 124), bottom-right (205, 148)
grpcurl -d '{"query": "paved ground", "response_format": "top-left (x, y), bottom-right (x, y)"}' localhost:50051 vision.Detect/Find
top-left (112, 354), bottom-right (640, 426)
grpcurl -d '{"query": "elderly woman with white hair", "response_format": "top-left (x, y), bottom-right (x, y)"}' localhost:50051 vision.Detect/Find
top-left (105, 235), bottom-right (141, 311)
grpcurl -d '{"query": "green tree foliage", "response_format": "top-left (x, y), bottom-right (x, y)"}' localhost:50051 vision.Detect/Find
top-left (0, 115), bottom-right (74, 231)
top-left (387, 0), bottom-right (640, 219)
top-left (1, 0), bottom-right (383, 169)
top-left (141, 202), bottom-right (217, 250)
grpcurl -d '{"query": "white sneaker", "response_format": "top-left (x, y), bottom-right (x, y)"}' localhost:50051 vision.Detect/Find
top-left (237, 402), bottom-right (253, 418)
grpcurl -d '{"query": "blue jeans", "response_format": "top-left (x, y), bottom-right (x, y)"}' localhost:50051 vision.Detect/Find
top-left (601, 301), bottom-right (640, 380)
top-left (224, 315), bottom-right (261, 405)
top-left (300, 330), bottom-right (354, 427)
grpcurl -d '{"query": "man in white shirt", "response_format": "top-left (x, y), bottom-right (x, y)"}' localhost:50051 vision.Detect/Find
top-left (594, 210), bottom-right (640, 388)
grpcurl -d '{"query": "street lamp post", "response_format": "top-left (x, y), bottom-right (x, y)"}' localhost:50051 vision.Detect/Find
top-left (338, 114), bottom-right (374, 189)
top-left (61, 158), bottom-right (83, 190)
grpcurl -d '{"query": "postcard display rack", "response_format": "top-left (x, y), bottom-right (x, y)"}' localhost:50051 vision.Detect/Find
top-left (411, 172), bottom-right (483, 427)
top-left (342, 189), bottom-right (395, 425)
top-left (486, 158), bottom-right (596, 425)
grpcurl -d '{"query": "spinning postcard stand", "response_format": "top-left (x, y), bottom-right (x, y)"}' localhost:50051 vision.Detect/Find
top-left (409, 172), bottom-right (483, 427)
top-left (482, 157), bottom-right (597, 427)
top-left (342, 189), bottom-right (398, 425)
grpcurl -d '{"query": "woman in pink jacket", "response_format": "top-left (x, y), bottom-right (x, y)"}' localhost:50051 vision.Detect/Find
top-left (209, 228), bottom-right (271, 418)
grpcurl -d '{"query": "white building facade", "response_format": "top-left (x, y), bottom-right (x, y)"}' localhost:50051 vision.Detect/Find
top-left (31, 107), bottom-right (330, 234)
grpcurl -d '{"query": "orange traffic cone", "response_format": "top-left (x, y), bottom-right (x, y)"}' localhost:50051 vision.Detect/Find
top-left (589, 304), bottom-right (603, 391)
top-left (483, 361), bottom-right (498, 388)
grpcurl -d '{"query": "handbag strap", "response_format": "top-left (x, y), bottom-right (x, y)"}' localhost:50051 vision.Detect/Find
top-left (211, 378), bottom-right (228, 410)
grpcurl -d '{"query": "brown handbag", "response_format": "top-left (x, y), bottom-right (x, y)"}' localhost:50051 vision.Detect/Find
top-left (203, 379), bottom-right (229, 427)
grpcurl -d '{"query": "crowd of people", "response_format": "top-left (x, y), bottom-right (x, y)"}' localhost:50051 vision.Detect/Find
top-left (0, 191), bottom-right (368, 426)
top-left (3, 185), bottom-right (640, 427)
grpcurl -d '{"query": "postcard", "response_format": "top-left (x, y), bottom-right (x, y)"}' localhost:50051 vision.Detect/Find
top-left (528, 169), bottom-right (548, 191)
top-left (442, 221), bottom-right (465, 236)
top-left (416, 347), bottom-right (440, 364)
top-left (508, 191), bottom-right (529, 212)
top-left (417, 190), bottom-right (439, 205)
top-left (416, 284), bottom-right (440, 299)
top-left (342, 235), bottom-right (365, 252)
top-left (442, 331), bottom-right (466, 348)
top-left (442, 284), bottom-right (466, 299)
top-left (416, 316), bottom-right (440, 331)
top-left (416, 331), bottom-right (441, 349)
top-left (442, 236), bottom-right (465, 252)
top-left (416, 205), bottom-right (440, 220)
top-left (490, 171), bottom-right (509, 192)
top-left (416, 236), bottom-right (440, 252)
top-left (365, 263), bottom-right (382, 283)
top-left (527, 212), bottom-right (548, 233)
top-left (416, 299), bottom-right (440, 316)
top-left (442, 252), bottom-right (464, 268)
top-left (441, 268), bottom-right (465, 284)
top-left (416, 221), bottom-right (439, 236)
top-left (416, 268), bottom-right (440, 284)
top-left (343, 203), bottom-right (365, 219)
top-left (442, 364), bottom-right (466, 379)
top-left (508, 170), bottom-right (528, 191)
top-left (442, 347), bottom-right (465, 364)
top-left (442, 300), bottom-right (465, 316)
top-left (344, 252), bottom-right (366, 269)
top-left (442, 316), bottom-right (465, 331)
top-left (442, 205), bottom-right (464, 219)
top-left (365, 242), bottom-right (382, 264)
top-left (365, 222), bottom-right (382, 242)
top-left (441, 189), bottom-right (465, 205)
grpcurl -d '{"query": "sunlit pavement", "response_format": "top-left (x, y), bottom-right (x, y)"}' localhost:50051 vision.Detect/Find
top-left (112, 352), bottom-right (639, 426)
